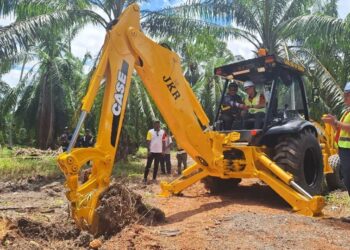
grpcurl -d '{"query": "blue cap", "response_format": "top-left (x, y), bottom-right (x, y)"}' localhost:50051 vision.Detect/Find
top-left (345, 82), bottom-right (350, 93)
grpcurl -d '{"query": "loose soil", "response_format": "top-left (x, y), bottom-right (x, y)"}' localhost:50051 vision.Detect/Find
top-left (1, 167), bottom-right (350, 249)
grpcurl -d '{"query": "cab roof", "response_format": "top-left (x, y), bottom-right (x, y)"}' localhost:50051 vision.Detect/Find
top-left (214, 55), bottom-right (305, 82)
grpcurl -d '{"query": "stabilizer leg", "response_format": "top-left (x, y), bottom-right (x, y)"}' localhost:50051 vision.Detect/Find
top-left (160, 163), bottom-right (209, 197)
top-left (256, 153), bottom-right (325, 216)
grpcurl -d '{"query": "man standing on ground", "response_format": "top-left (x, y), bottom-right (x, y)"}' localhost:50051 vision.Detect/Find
top-left (143, 120), bottom-right (164, 184)
top-left (322, 82), bottom-right (350, 222)
top-left (162, 128), bottom-right (173, 175)
top-left (176, 147), bottom-right (187, 175)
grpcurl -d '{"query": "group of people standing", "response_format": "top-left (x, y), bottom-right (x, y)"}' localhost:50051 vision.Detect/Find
top-left (59, 127), bottom-right (95, 151)
top-left (143, 120), bottom-right (187, 184)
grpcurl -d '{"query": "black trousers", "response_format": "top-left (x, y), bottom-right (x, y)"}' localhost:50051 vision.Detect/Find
top-left (242, 112), bottom-right (265, 129)
top-left (220, 113), bottom-right (241, 130)
top-left (339, 148), bottom-right (350, 196)
top-left (144, 153), bottom-right (162, 180)
top-left (177, 153), bottom-right (187, 174)
top-left (160, 154), bottom-right (171, 174)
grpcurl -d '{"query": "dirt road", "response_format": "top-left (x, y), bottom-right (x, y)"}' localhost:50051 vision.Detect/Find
top-left (0, 175), bottom-right (350, 249)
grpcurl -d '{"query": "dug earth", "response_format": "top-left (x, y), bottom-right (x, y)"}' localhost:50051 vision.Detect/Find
top-left (0, 174), bottom-right (349, 249)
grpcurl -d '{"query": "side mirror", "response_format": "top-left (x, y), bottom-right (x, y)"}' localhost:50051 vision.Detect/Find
top-left (311, 87), bottom-right (320, 104)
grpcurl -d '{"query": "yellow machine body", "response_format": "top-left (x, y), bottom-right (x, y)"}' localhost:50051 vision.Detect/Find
top-left (57, 4), bottom-right (336, 234)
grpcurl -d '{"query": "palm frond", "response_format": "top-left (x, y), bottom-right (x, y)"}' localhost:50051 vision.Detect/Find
top-left (0, 0), bottom-right (20, 15)
top-left (283, 14), bottom-right (346, 41)
top-left (0, 9), bottom-right (106, 59)
top-left (142, 12), bottom-right (260, 49)
top-left (290, 47), bottom-right (344, 115)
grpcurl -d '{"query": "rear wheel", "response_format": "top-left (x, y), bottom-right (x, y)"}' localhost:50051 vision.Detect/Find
top-left (273, 129), bottom-right (324, 195)
top-left (326, 154), bottom-right (346, 191)
top-left (202, 177), bottom-right (241, 194)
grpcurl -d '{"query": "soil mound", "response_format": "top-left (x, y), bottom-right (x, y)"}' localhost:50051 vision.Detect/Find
top-left (16, 218), bottom-right (79, 240)
top-left (14, 147), bottom-right (59, 157)
top-left (0, 216), bottom-right (91, 249)
top-left (96, 181), bottom-right (165, 237)
top-left (0, 175), bottom-right (63, 193)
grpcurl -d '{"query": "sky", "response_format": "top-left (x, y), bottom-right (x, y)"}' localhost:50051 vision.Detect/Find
top-left (1, 0), bottom-right (350, 87)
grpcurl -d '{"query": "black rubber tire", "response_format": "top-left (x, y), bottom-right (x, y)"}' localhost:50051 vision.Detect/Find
top-left (326, 154), bottom-right (346, 191)
top-left (202, 177), bottom-right (241, 194)
top-left (273, 129), bottom-right (324, 195)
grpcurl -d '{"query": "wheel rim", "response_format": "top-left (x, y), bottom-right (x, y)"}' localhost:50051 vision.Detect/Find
top-left (303, 148), bottom-right (318, 186)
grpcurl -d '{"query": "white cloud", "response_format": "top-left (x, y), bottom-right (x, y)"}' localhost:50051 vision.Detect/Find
top-left (1, 59), bottom-right (38, 88)
top-left (1, 69), bottom-right (22, 87)
top-left (338, 0), bottom-right (350, 19)
top-left (71, 23), bottom-right (105, 59)
top-left (0, 14), bottom-right (15, 26)
top-left (227, 37), bottom-right (255, 60)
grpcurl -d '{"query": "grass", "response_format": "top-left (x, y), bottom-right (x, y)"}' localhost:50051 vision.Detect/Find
top-left (112, 159), bottom-right (144, 178)
top-left (0, 148), bottom-right (62, 181)
top-left (325, 190), bottom-right (350, 207)
top-left (135, 147), bottom-right (148, 158)
top-left (112, 147), bottom-right (148, 178)
top-left (0, 147), bottom-right (148, 182)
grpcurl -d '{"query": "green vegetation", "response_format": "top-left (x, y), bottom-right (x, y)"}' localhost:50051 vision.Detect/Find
top-left (0, 0), bottom-right (350, 153)
top-left (326, 190), bottom-right (350, 207)
top-left (113, 147), bottom-right (147, 178)
top-left (113, 159), bottom-right (144, 178)
top-left (0, 148), bottom-right (61, 181)
top-left (0, 147), bottom-right (148, 181)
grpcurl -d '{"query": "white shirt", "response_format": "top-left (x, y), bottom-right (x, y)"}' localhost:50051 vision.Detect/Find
top-left (146, 129), bottom-right (164, 153)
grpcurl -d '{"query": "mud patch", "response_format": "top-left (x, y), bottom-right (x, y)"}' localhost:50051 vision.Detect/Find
top-left (0, 175), bottom-right (63, 194)
top-left (16, 217), bottom-right (79, 240)
top-left (96, 181), bottom-right (165, 237)
top-left (0, 216), bottom-right (95, 249)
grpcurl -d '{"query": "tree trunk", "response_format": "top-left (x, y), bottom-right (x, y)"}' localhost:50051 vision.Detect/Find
top-left (37, 69), bottom-right (55, 149)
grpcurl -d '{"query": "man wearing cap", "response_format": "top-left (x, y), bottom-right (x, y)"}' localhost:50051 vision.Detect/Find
top-left (242, 80), bottom-right (266, 129)
top-left (220, 82), bottom-right (245, 130)
top-left (322, 82), bottom-right (350, 222)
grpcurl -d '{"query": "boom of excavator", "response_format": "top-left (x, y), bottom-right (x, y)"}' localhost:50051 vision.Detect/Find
top-left (57, 4), bottom-right (336, 235)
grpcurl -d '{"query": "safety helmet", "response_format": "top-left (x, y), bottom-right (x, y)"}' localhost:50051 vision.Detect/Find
top-left (243, 80), bottom-right (255, 89)
top-left (344, 82), bottom-right (350, 93)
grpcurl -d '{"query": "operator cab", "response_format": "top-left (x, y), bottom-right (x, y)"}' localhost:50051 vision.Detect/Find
top-left (214, 53), bottom-right (309, 144)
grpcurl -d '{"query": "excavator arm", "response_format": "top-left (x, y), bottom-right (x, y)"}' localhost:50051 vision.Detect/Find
top-left (57, 4), bottom-right (227, 234)
top-left (58, 4), bottom-right (326, 235)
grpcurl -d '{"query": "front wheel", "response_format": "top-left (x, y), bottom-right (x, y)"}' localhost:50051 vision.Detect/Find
top-left (273, 129), bottom-right (324, 195)
top-left (326, 154), bottom-right (346, 191)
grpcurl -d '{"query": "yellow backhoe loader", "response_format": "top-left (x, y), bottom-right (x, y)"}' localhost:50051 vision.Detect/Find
top-left (57, 4), bottom-right (340, 234)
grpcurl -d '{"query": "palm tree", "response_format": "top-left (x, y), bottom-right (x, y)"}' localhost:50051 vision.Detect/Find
top-left (147, 0), bottom-right (346, 118)
top-left (282, 0), bottom-right (348, 116)
top-left (143, 0), bottom-right (315, 55)
top-left (165, 31), bottom-right (235, 121)
top-left (12, 27), bottom-right (88, 149)
top-left (0, 0), bottom-right (104, 59)
top-left (1, 0), bottom-right (199, 150)
top-left (0, 80), bottom-right (11, 145)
